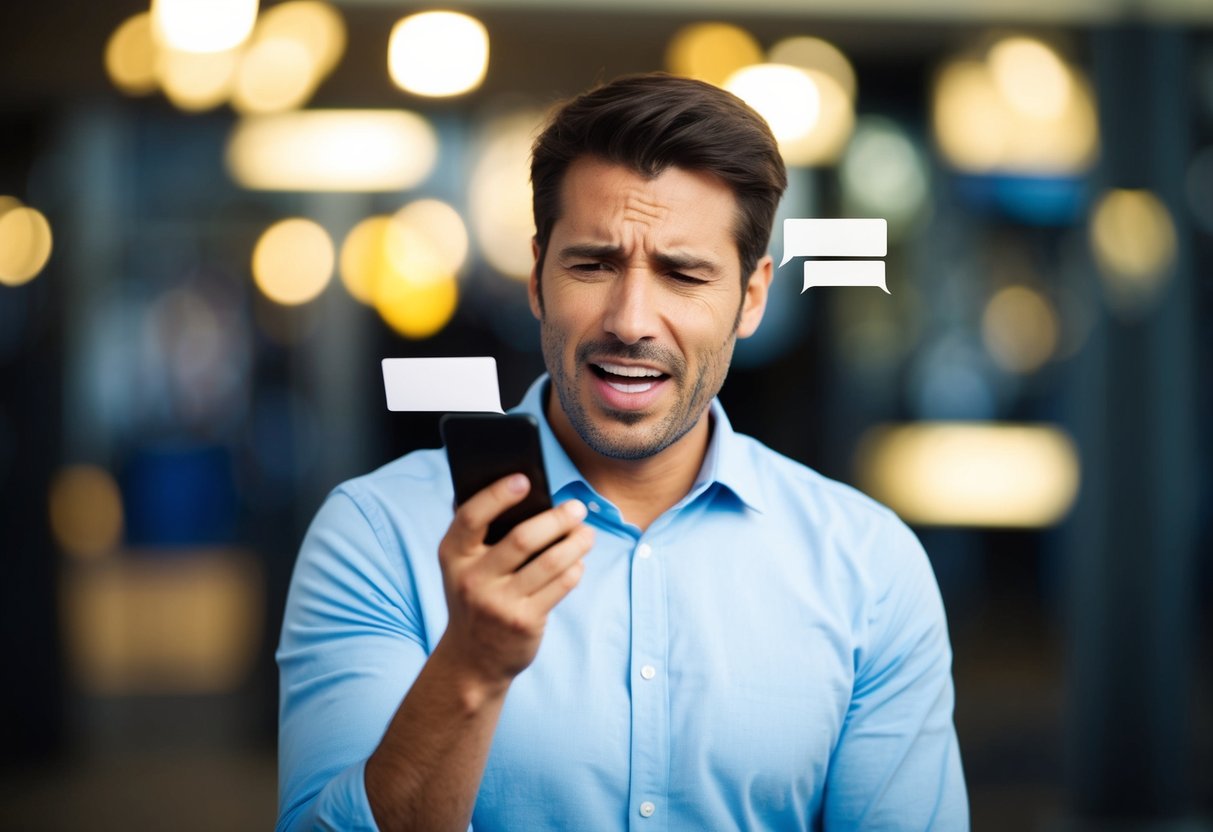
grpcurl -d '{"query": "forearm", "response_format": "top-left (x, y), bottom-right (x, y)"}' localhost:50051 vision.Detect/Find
top-left (364, 635), bottom-right (510, 832)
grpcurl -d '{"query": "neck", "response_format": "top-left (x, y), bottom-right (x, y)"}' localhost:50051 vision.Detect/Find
top-left (545, 389), bottom-right (711, 531)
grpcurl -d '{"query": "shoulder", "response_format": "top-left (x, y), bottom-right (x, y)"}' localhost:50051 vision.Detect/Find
top-left (331, 446), bottom-right (452, 516)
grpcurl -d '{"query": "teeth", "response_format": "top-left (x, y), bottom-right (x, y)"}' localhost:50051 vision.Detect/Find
top-left (594, 362), bottom-right (662, 378)
top-left (605, 380), bottom-right (656, 394)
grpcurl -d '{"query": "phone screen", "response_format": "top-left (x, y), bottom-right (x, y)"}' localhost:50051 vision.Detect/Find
top-left (440, 414), bottom-right (554, 545)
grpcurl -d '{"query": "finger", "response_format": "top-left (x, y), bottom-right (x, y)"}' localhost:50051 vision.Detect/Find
top-left (484, 499), bottom-right (587, 574)
top-left (526, 544), bottom-right (589, 614)
top-left (513, 522), bottom-right (595, 598)
top-left (446, 474), bottom-right (532, 552)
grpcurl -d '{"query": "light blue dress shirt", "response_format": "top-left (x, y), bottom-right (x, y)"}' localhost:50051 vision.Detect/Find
top-left (277, 375), bottom-right (968, 831)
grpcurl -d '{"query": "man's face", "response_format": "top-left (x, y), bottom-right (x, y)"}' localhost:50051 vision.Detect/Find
top-left (529, 157), bottom-right (772, 461)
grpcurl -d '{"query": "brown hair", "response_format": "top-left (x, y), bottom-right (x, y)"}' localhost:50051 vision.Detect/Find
top-left (530, 72), bottom-right (787, 289)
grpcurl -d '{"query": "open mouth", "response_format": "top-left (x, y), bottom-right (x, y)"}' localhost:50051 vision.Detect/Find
top-left (589, 361), bottom-right (670, 394)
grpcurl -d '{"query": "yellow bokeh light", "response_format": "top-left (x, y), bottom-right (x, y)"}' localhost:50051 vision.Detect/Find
top-left (855, 422), bottom-right (1080, 528)
top-left (152, 0), bottom-right (259, 54)
top-left (227, 110), bottom-right (439, 191)
top-left (982, 285), bottom-right (1059, 374)
top-left (0, 206), bottom-right (53, 287)
top-left (666, 22), bottom-right (763, 88)
top-left (768, 36), bottom-right (857, 102)
top-left (252, 218), bottom-right (334, 305)
top-left (339, 216), bottom-right (394, 305)
top-left (1089, 188), bottom-right (1177, 314)
top-left (232, 36), bottom-right (317, 114)
top-left (0, 195), bottom-right (24, 220)
top-left (49, 465), bottom-right (124, 560)
top-left (469, 111), bottom-right (542, 281)
top-left (256, 0), bottom-right (346, 77)
top-left (156, 46), bottom-right (239, 112)
top-left (388, 11), bottom-right (489, 98)
top-left (778, 69), bottom-right (854, 167)
top-left (932, 50), bottom-right (1098, 175)
top-left (988, 36), bottom-right (1072, 121)
top-left (374, 269), bottom-right (459, 339)
top-left (105, 12), bottom-right (159, 95)
top-left (389, 199), bottom-right (469, 283)
top-left (725, 63), bottom-right (821, 144)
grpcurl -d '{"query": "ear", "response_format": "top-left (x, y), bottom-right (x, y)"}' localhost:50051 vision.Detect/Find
top-left (736, 254), bottom-right (773, 339)
top-left (528, 237), bottom-right (543, 320)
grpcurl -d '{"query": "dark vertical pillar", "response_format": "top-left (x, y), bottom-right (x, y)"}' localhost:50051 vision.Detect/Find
top-left (1065, 26), bottom-right (1201, 823)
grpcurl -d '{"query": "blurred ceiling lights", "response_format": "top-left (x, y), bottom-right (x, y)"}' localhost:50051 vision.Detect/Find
top-left (981, 284), bottom-right (1060, 374)
top-left (339, 211), bottom-right (461, 338)
top-left (839, 116), bottom-right (931, 240)
top-left (0, 198), bottom-right (53, 287)
top-left (252, 218), bottom-right (335, 305)
top-left (226, 109), bottom-right (438, 191)
top-left (152, 0), bottom-right (260, 54)
top-left (932, 34), bottom-right (1098, 175)
top-left (1088, 188), bottom-right (1178, 317)
top-left (106, 2), bottom-right (346, 114)
top-left (855, 422), bottom-right (1080, 527)
top-left (666, 22), bottom-right (763, 87)
top-left (388, 11), bottom-right (490, 97)
top-left (469, 111), bottom-right (544, 281)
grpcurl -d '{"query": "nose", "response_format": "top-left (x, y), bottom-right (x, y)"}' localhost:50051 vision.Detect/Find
top-left (602, 270), bottom-right (659, 345)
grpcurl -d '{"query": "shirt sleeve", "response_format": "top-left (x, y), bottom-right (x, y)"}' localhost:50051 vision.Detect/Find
top-left (275, 487), bottom-right (430, 832)
top-left (822, 517), bottom-right (969, 831)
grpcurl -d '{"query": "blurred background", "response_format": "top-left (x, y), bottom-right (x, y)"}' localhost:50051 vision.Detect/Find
top-left (0, 0), bottom-right (1210, 829)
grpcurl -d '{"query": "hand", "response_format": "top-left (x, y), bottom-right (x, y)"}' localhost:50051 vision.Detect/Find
top-left (436, 474), bottom-right (594, 688)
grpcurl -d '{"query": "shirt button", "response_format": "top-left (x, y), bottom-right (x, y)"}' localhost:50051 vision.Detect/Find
top-left (640, 664), bottom-right (656, 680)
top-left (587, 501), bottom-right (601, 513)
top-left (636, 543), bottom-right (652, 559)
top-left (639, 801), bottom-right (656, 818)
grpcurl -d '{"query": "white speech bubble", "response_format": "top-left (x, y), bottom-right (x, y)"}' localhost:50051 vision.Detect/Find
top-left (382, 356), bottom-right (504, 413)
top-left (802, 260), bottom-right (889, 294)
top-left (780, 218), bottom-right (887, 266)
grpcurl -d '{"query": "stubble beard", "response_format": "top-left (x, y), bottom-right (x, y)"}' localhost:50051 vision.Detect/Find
top-left (539, 318), bottom-right (735, 461)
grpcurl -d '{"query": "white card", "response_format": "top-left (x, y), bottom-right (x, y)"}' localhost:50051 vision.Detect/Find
top-left (381, 357), bottom-right (504, 413)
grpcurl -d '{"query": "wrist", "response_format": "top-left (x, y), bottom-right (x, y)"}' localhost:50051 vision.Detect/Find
top-left (430, 636), bottom-right (512, 715)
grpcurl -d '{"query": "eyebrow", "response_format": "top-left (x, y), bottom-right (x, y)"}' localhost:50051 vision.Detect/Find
top-left (557, 244), bottom-right (721, 276)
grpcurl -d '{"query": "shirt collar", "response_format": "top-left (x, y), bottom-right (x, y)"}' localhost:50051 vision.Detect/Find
top-left (511, 374), bottom-right (766, 514)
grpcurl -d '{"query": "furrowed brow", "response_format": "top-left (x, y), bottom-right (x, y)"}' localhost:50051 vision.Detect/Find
top-left (654, 252), bottom-right (721, 276)
top-left (558, 243), bottom-right (623, 261)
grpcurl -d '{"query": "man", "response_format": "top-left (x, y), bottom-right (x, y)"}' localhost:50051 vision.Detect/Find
top-left (277, 73), bottom-right (967, 831)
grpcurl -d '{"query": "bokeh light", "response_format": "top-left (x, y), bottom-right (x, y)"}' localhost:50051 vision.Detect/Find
top-left (665, 22), bottom-right (763, 88)
top-left (156, 46), bottom-right (240, 112)
top-left (339, 216), bottom-right (395, 305)
top-left (256, 0), bottom-right (345, 77)
top-left (387, 11), bottom-right (489, 97)
top-left (768, 36), bottom-right (856, 102)
top-left (840, 116), bottom-right (931, 238)
top-left (152, 0), bottom-right (259, 54)
top-left (725, 64), bottom-right (820, 144)
top-left (988, 36), bottom-right (1073, 121)
top-left (470, 111), bottom-right (543, 281)
top-left (1089, 188), bottom-right (1177, 315)
top-left (252, 218), bottom-right (334, 305)
top-left (855, 422), bottom-right (1080, 527)
top-left (0, 205), bottom-right (54, 287)
top-left (932, 41), bottom-right (1098, 175)
top-left (374, 270), bottom-right (459, 339)
top-left (49, 465), bottom-right (124, 560)
top-left (388, 199), bottom-right (470, 284)
top-left (777, 69), bottom-right (854, 167)
top-left (231, 36), bottom-right (316, 114)
top-left (982, 285), bottom-right (1060, 374)
top-left (227, 110), bottom-right (439, 191)
top-left (105, 12), bottom-right (159, 95)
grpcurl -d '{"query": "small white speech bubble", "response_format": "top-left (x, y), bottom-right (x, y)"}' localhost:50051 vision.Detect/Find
top-left (382, 356), bottom-right (504, 413)
top-left (802, 260), bottom-right (889, 294)
top-left (780, 218), bottom-right (887, 266)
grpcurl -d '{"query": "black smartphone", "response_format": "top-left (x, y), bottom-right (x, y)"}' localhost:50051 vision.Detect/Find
top-left (440, 413), bottom-right (554, 545)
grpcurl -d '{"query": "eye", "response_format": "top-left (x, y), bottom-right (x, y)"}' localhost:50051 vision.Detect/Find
top-left (569, 262), bottom-right (608, 274)
top-left (668, 272), bottom-right (707, 285)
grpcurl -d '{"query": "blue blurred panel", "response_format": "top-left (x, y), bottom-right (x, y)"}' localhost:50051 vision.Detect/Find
top-left (955, 172), bottom-right (1088, 226)
top-left (122, 443), bottom-right (238, 549)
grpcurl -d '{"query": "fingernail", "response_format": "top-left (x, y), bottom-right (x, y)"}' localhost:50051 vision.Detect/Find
top-left (509, 474), bottom-right (529, 493)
